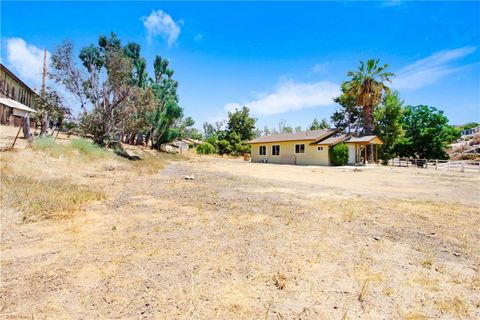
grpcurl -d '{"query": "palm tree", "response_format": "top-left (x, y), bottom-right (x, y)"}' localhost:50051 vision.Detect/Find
top-left (343, 59), bottom-right (394, 162)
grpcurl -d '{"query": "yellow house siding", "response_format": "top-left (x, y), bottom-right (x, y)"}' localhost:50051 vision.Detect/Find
top-left (250, 140), bottom-right (330, 166)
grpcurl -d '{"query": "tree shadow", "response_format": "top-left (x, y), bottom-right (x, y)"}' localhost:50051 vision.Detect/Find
top-left (114, 146), bottom-right (142, 161)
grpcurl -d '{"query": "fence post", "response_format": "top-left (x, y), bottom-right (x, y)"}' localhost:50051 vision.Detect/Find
top-left (447, 161), bottom-right (450, 171)
top-left (435, 159), bottom-right (438, 170)
top-left (461, 162), bottom-right (464, 173)
top-left (414, 159), bottom-right (417, 167)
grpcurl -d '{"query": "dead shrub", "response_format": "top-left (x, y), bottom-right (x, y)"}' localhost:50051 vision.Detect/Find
top-left (273, 272), bottom-right (287, 290)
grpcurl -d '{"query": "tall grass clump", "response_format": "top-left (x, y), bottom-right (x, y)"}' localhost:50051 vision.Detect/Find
top-left (32, 137), bottom-right (66, 157)
top-left (70, 138), bottom-right (109, 159)
top-left (32, 137), bottom-right (109, 160)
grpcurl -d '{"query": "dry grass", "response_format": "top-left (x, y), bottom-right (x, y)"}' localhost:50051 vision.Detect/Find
top-left (32, 136), bottom-right (110, 160)
top-left (0, 172), bottom-right (105, 222)
top-left (436, 296), bottom-right (470, 317)
top-left (119, 149), bottom-right (184, 174)
top-left (1, 146), bottom-right (479, 319)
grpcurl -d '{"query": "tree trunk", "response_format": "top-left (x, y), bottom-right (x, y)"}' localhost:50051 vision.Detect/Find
top-left (363, 105), bottom-right (374, 163)
top-left (40, 113), bottom-right (49, 137)
top-left (22, 114), bottom-right (31, 141)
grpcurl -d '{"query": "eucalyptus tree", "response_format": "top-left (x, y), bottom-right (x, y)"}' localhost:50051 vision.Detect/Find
top-left (146, 55), bottom-right (183, 148)
top-left (50, 34), bottom-right (134, 146)
top-left (50, 33), bottom-right (185, 148)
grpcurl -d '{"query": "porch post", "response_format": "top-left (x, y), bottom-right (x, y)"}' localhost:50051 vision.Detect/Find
top-left (365, 144), bottom-right (368, 164)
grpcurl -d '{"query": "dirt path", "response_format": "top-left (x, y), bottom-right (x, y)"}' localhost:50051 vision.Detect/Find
top-left (1, 158), bottom-right (479, 319)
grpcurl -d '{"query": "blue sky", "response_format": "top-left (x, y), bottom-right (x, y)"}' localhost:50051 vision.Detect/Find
top-left (1, 1), bottom-right (479, 130)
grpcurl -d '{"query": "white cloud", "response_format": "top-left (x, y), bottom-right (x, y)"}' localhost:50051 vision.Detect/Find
top-left (194, 33), bottom-right (203, 42)
top-left (143, 10), bottom-right (181, 47)
top-left (225, 79), bottom-right (340, 116)
top-left (6, 38), bottom-right (50, 89)
top-left (6, 37), bottom-right (81, 113)
top-left (312, 62), bottom-right (330, 74)
top-left (393, 46), bottom-right (476, 90)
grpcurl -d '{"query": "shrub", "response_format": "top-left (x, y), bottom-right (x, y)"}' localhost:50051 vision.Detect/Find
top-left (329, 143), bottom-right (349, 166)
top-left (217, 139), bottom-right (232, 155)
top-left (196, 142), bottom-right (215, 154)
top-left (70, 138), bottom-right (109, 159)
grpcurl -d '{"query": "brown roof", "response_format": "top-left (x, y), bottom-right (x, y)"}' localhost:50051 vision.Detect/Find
top-left (316, 133), bottom-right (350, 145)
top-left (247, 129), bottom-right (335, 144)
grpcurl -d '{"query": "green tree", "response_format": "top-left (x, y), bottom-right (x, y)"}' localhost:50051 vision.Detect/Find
top-left (309, 118), bottom-right (330, 130)
top-left (331, 92), bottom-right (363, 134)
top-left (373, 92), bottom-right (404, 161)
top-left (51, 35), bottom-right (134, 146)
top-left (34, 87), bottom-right (71, 131)
top-left (329, 143), bottom-right (349, 166)
top-left (459, 122), bottom-right (479, 131)
top-left (224, 106), bottom-right (256, 155)
top-left (147, 55), bottom-right (183, 148)
top-left (226, 106), bottom-right (256, 141)
top-left (196, 142), bottom-right (215, 154)
top-left (396, 105), bottom-right (460, 159)
top-left (217, 139), bottom-right (232, 155)
top-left (342, 59), bottom-right (394, 162)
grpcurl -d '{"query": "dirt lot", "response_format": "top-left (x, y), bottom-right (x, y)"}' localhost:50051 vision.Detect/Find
top-left (1, 138), bottom-right (479, 319)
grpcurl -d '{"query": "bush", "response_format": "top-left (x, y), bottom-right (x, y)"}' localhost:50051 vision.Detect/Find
top-left (329, 143), bottom-right (349, 166)
top-left (217, 139), bottom-right (232, 155)
top-left (196, 142), bottom-right (215, 154)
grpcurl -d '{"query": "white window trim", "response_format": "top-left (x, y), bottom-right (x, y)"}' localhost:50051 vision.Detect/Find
top-left (294, 143), bottom-right (305, 154)
top-left (317, 146), bottom-right (324, 151)
top-left (272, 145), bottom-right (280, 156)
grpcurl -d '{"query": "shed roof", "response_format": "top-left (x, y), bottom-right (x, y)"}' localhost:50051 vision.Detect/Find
top-left (247, 129), bottom-right (335, 144)
top-left (346, 135), bottom-right (383, 144)
top-left (0, 97), bottom-right (37, 113)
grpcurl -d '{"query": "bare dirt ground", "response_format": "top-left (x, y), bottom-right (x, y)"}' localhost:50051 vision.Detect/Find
top-left (1, 137), bottom-right (479, 319)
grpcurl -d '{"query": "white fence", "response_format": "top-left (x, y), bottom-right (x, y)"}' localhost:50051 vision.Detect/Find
top-left (389, 158), bottom-right (480, 173)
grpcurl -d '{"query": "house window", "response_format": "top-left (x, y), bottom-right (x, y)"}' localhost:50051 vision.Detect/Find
top-left (317, 146), bottom-right (324, 151)
top-left (259, 146), bottom-right (266, 156)
top-left (295, 144), bottom-right (305, 154)
top-left (272, 145), bottom-right (280, 156)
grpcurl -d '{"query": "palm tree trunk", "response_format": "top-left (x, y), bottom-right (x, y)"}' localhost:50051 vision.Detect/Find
top-left (363, 105), bottom-right (374, 163)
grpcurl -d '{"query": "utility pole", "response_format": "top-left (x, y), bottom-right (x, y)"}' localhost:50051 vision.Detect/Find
top-left (41, 49), bottom-right (47, 96)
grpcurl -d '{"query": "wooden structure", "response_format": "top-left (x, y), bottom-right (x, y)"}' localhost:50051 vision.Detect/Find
top-left (345, 136), bottom-right (384, 164)
top-left (0, 63), bottom-right (38, 127)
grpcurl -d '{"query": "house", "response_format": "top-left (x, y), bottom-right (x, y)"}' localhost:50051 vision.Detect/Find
top-left (247, 129), bottom-right (383, 166)
top-left (182, 138), bottom-right (203, 147)
top-left (0, 63), bottom-right (38, 127)
top-left (461, 126), bottom-right (480, 136)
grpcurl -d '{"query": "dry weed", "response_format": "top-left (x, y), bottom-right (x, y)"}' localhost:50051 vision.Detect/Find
top-left (436, 296), bottom-right (469, 317)
top-left (273, 272), bottom-right (287, 290)
top-left (0, 173), bottom-right (105, 222)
